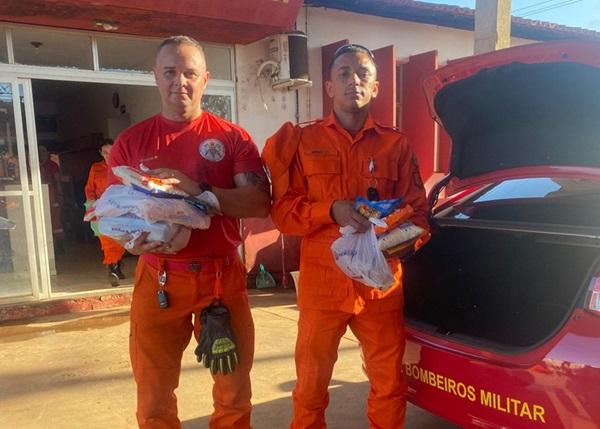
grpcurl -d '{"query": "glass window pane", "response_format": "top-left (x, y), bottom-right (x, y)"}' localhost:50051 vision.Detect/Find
top-left (0, 195), bottom-right (33, 298)
top-left (0, 29), bottom-right (7, 63)
top-left (0, 83), bottom-right (28, 189)
top-left (438, 177), bottom-right (600, 227)
top-left (202, 95), bottom-right (232, 121)
top-left (97, 37), bottom-right (159, 73)
top-left (204, 46), bottom-right (232, 80)
top-left (12, 28), bottom-right (92, 69)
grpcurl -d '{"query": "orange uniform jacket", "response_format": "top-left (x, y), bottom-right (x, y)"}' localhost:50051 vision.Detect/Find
top-left (263, 114), bottom-right (429, 314)
top-left (85, 160), bottom-right (109, 200)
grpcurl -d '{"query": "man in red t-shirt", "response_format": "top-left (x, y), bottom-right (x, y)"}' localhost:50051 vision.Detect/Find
top-left (108, 36), bottom-right (270, 429)
top-left (85, 140), bottom-right (126, 286)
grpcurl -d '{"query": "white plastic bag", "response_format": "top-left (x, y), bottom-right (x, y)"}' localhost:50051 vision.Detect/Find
top-left (98, 215), bottom-right (191, 252)
top-left (89, 185), bottom-right (211, 229)
top-left (331, 225), bottom-right (395, 290)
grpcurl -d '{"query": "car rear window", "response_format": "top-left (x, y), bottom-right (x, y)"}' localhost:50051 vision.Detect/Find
top-left (437, 177), bottom-right (600, 227)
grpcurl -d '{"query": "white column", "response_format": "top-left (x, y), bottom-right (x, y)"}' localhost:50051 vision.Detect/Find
top-left (474, 0), bottom-right (512, 54)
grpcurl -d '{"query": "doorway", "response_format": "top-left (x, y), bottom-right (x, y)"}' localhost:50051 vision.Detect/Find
top-left (1, 74), bottom-right (235, 302)
top-left (30, 79), bottom-right (160, 295)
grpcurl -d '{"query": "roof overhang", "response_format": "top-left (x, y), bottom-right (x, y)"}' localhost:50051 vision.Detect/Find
top-left (305, 0), bottom-right (600, 42)
top-left (0, 0), bottom-right (303, 44)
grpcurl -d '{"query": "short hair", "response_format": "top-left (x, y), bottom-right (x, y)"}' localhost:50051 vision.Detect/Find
top-left (327, 43), bottom-right (377, 78)
top-left (99, 138), bottom-right (113, 149)
top-left (157, 35), bottom-right (205, 58)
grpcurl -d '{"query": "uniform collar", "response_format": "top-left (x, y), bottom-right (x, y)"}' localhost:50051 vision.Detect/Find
top-left (322, 112), bottom-right (385, 136)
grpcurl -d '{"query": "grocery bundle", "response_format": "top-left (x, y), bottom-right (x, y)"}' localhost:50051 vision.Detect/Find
top-left (84, 166), bottom-right (219, 251)
top-left (331, 197), bottom-right (429, 290)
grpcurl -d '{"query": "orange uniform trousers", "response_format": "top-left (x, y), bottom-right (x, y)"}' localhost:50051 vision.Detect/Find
top-left (99, 235), bottom-right (125, 265)
top-left (130, 256), bottom-right (254, 429)
top-left (291, 306), bottom-right (406, 429)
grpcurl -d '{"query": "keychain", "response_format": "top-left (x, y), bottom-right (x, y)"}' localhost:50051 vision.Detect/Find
top-left (157, 270), bottom-right (169, 309)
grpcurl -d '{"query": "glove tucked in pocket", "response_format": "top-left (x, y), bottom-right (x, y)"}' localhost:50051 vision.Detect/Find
top-left (195, 301), bottom-right (239, 375)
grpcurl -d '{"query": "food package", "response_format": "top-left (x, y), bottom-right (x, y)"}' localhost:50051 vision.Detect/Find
top-left (378, 222), bottom-right (425, 251)
top-left (373, 205), bottom-right (414, 235)
top-left (354, 196), bottom-right (402, 220)
top-left (112, 166), bottom-right (187, 196)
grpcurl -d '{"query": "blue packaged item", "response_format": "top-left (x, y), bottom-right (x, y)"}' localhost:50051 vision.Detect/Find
top-left (354, 196), bottom-right (402, 219)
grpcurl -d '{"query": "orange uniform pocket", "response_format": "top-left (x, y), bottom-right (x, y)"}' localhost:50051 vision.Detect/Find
top-left (360, 155), bottom-right (399, 200)
top-left (301, 150), bottom-right (341, 200)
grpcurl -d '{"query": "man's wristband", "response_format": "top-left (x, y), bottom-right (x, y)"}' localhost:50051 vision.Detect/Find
top-left (198, 181), bottom-right (212, 193)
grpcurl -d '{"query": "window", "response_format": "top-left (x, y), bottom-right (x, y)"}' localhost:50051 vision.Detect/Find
top-left (97, 37), bottom-right (160, 73)
top-left (202, 94), bottom-right (232, 121)
top-left (12, 27), bottom-right (93, 69)
top-left (438, 177), bottom-right (600, 228)
top-left (0, 29), bottom-right (7, 64)
top-left (204, 45), bottom-right (232, 80)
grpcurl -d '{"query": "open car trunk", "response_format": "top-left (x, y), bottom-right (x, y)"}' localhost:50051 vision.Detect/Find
top-left (403, 225), bottom-right (599, 351)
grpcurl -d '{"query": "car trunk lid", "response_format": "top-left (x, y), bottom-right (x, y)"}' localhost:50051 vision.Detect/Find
top-left (424, 40), bottom-right (600, 183)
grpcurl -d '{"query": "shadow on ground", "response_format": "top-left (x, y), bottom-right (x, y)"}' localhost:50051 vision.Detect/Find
top-left (183, 377), bottom-right (458, 429)
top-left (183, 378), bottom-right (369, 429)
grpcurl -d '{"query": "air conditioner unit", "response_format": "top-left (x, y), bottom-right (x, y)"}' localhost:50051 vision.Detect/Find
top-left (268, 31), bottom-right (312, 91)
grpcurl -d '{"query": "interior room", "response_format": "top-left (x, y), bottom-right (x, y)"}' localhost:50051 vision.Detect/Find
top-left (32, 79), bottom-right (160, 295)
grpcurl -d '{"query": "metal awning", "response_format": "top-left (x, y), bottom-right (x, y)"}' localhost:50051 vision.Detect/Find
top-left (0, 0), bottom-right (303, 44)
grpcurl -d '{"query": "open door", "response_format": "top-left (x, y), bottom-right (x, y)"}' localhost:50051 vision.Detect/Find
top-left (371, 45), bottom-right (396, 126)
top-left (0, 78), bottom-right (48, 301)
top-left (401, 50), bottom-right (438, 181)
top-left (321, 39), bottom-right (349, 117)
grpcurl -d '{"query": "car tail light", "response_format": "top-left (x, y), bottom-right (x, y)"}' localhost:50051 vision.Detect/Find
top-left (588, 276), bottom-right (600, 315)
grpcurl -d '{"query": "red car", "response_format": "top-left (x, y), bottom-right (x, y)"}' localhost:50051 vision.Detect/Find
top-left (403, 40), bottom-right (600, 428)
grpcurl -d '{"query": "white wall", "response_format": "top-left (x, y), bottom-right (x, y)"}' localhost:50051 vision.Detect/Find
top-left (235, 6), bottom-right (535, 150)
top-left (55, 83), bottom-right (159, 145)
top-left (235, 39), bottom-right (300, 151)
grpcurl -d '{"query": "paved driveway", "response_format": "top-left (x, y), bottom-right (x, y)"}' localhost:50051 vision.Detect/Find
top-left (0, 290), bottom-right (458, 428)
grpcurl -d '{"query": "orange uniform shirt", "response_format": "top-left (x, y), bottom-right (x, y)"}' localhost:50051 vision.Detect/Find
top-left (85, 160), bottom-right (109, 200)
top-left (263, 113), bottom-right (429, 313)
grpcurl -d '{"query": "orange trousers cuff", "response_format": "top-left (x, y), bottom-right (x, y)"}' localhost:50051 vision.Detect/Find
top-left (99, 235), bottom-right (126, 265)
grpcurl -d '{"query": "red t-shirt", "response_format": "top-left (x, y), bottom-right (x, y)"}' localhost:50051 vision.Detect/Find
top-left (108, 112), bottom-right (263, 260)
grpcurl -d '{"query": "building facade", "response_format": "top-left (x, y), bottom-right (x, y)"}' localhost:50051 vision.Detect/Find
top-left (0, 0), bottom-right (596, 307)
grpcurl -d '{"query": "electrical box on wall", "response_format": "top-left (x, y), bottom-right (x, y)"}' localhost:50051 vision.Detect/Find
top-left (267, 31), bottom-right (312, 90)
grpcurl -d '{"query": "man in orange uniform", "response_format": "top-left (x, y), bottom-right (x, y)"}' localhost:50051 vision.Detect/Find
top-left (85, 139), bottom-right (126, 286)
top-left (108, 36), bottom-right (270, 428)
top-left (263, 44), bottom-right (429, 428)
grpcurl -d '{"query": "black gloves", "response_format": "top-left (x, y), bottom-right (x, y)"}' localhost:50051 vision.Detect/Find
top-left (195, 301), bottom-right (239, 375)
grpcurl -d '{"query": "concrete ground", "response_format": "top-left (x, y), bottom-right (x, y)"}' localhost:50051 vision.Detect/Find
top-left (0, 289), bottom-right (459, 429)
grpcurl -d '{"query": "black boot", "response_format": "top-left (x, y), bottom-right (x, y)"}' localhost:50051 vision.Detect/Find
top-left (115, 261), bottom-right (125, 280)
top-left (107, 264), bottom-right (120, 287)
